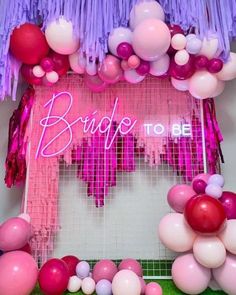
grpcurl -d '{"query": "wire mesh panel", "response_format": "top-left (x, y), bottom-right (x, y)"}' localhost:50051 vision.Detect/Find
top-left (25, 76), bottom-right (205, 277)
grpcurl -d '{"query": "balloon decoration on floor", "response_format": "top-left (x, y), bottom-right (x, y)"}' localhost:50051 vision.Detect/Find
top-left (5, 1), bottom-right (236, 99)
top-left (159, 173), bottom-right (236, 294)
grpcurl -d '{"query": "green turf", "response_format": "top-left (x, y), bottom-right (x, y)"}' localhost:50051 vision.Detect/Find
top-left (32, 280), bottom-right (226, 294)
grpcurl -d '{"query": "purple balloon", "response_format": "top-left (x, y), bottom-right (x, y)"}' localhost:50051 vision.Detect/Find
top-left (40, 57), bottom-right (54, 72)
top-left (136, 60), bottom-right (150, 75)
top-left (194, 55), bottom-right (209, 70)
top-left (76, 261), bottom-right (90, 279)
top-left (117, 42), bottom-right (134, 60)
top-left (95, 279), bottom-right (112, 295)
top-left (192, 179), bottom-right (207, 194)
top-left (207, 58), bottom-right (223, 73)
top-left (219, 191), bottom-right (236, 219)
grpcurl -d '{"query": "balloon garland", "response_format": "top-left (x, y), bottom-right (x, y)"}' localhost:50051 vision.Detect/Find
top-left (159, 173), bottom-right (236, 294)
top-left (4, 1), bottom-right (236, 100)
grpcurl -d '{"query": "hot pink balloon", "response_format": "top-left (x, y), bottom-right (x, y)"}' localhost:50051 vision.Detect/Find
top-left (192, 173), bottom-right (211, 184)
top-left (172, 254), bottom-right (211, 294)
top-left (93, 259), bottom-right (118, 283)
top-left (207, 58), bottom-right (223, 73)
top-left (219, 191), bottom-right (236, 219)
top-left (117, 42), bottom-right (134, 60)
top-left (136, 60), bottom-right (150, 75)
top-left (40, 57), bottom-right (54, 72)
top-left (0, 251), bottom-right (38, 295)
top-left (169, 57), bottom-right (195, 80)
top-left (84, 73), bottom-right (108, 93)
top-left (167, 184), bottom-right (196, 213)
top-left (194, 55), bottom-right (209, 70)
top-left (132, 19), bottom-right (171, 61)
top-left (98, 55), bottom-right (122, 84)
top-left (118, 259), bottom-right (143, 277)
top-left (145, 282), bottom-right (163, 295)
top-left (0, 217), bottom-right (31, 251)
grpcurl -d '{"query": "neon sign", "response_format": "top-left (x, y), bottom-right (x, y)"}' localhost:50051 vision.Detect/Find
top-left (36, 92), bottom-right (192, 158)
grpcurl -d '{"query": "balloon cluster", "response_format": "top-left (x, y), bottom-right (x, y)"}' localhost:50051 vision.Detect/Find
top-left (159, 173), bottom-right (236, 294)
top-left (38, 257), bottom-right (162, 295)
top-left (0, 214), bottom-right (38, 295)
top-left (8, 1), bottom-right (236, 98)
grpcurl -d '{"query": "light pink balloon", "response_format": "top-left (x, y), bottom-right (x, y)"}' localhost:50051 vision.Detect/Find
top-left (46, 71), bottom-right (59, 83)
top-left (212, 79), bottom-right (225, 97)
top-left (84, 73), bottom-right (108, 93)
top-left (172, 254), bottom-right (211, 295)
top-left (174, 49), bottom-right (190, 66)
top-left (149, 54), bottom-right (170, 76)
top-left (133, 19), bottom-right (171, 61)
top-left (192, 173), bottom-right (211, 184)
top-left (69, 52), bottom-right (85, 74)
top-left (139, 277), bottom-right (146, 294)
top-left (171, 34), bottom-right (187, 50)
top-left (145, 282), bottom-right (162, 295)
top-left (216, 52), bottom-right (236, 81)
top-left (213, 254), bottom-right (236, 295)
top-left (219, 220), bottom-right (236, 255)
top-left (0, 251), bottom-right (38, 295)
top-left (98, 55), bottom-right (122, 84)
top-left (0, 217), bottom-right (31, 251)
top-left (129, 1), bottom-right (165, 30)
top-left (124, 69), bottom-right (145, 84)
top-left (189, 70), bottom-right (218, 99)
top-left (171, 77), bottom-right (189, 91)
top-left (158, 213), bottom-right (196, 252)
top-left (112, 270), bottom-right (141, 295)
top-left (193, 236), bottom-right (226, 268)
top-left (127, 55), bottom-right (140, 69)
top-left (167, 184), bottom-right (196, 213)
top-left (32, 65), bottom-right (45, 78)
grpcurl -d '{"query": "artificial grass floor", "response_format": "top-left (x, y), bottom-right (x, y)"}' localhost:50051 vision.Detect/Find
top-left (32, 280), bottom-right (226, 294)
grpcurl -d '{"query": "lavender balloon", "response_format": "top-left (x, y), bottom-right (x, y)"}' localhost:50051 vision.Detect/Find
top-left (208, 174), bottom-right (225, 187)
top-left (117, 42), bottom-right (134, 60)
top-left (205, 183), bottom-right (223, 199)
top-left (76, 261), bottom-right (90, 279)
top-left (219, 191), bottom-right (236, 219)
top-left (96, 279), bottom-right (112, 295)
top-left (186, 35), bottom-right (202, 54)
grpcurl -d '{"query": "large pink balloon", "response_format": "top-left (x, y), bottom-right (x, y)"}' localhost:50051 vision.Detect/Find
top-left (172, 254), bottom-right (211, 294)
top-left (213, 254), bottom-right (236, 295)
top-left (93, 259), bottom-right (118, 283)
top-left (0, 251), bottom-right (38, 295)
top-left (112, 270), bottom-right (141, 295)
top-left (167, 184), bottom-right (196, 213)
top-left (84, 73), bottom-right (108, 92)
top-left (218, 220), bottom-right (236, 255)
top-left (98, 55), bottom-right (122, 84)
top-left (158, 213), bottom-right (196, 252)
top-left (0, 217), bottom-right (31, 251)
top-left (118, 259), bottom-right (143, 277)
top-left (132, 19), bottom-right (171, 61)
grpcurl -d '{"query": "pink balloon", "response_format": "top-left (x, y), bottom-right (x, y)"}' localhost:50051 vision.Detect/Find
top-left (139, 277), bottom-right (146, 294)
top-left (112, 270), bottom-right (141, 295)
top-left (127, 55), bottom-right (140, 69)
top-left (98, 55), bottom-right (122, 84)
top-left (169, 57), bottom-right (195, 80)
top-left (92, 259), bottom-right (118, 283)
top-left (172, 254), bottom-right (211, 294)
top-left (0, 217), bottom-right (31, 251)
top-left (118, 259), bottom-right (143, 277)
top-left (192, 173), bottom-right (211, 184)
top-left (121, 60), bottom-right (130, 71)
top-left (167, 184), bottom-right (196, 213)
top-left (213, 254), bottom-right (236, 295)
top-left (145, 282), bottom-right (163, 295)
top-left (84, 73), bottom-right (108, 93)
top-left (132, 19), bottom-right (171, 61)
top-left (212, 79), bottom-right (225, 97)
top-left (149, 54), bottom-right (170, 76)
top-left (0, 251), bottom-right (38, 295)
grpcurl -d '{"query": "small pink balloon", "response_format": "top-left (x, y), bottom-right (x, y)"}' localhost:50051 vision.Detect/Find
top-left (98, 55), bottom-right (122, 84)
top-left (145, 282), bottom-right (162, 295)
top-left (121, 60), bottom-right (130, 71)
top-left (171, 34), bottom-right (187, 50)
top-left (46, 71), bottom-right (59, 83)
top-left (128, 55), bottom-right (141, 69)
top-left (192, 173), bottom-right (211, 184)
top-left (118, 259), bottom-right (143, 277)
top-left (84, 73), bottom-right (108, 93)
top-left (92, 259), bottom-right (118, 283)
top-left (40, 57), bottom-right (54, 72)
top-left (32, 65), bottom-right (45, 78)
top-left (139, 277), bottom-right (146, 294)
top-left (167, 184), bottom-right (196, 213)
top-left (0, 217), bottom-right (31, 251)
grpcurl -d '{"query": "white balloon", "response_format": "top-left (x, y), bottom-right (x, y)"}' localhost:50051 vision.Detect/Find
top-left (108, 27), bottom-right (132, 56)
top-left (81, 277), bottom-right (96, 295)
top-left (171, 78), bottom-right (189, 91)
top-left (69, 52), bottom-right (85, 74)
top-left (86, 62), bottom-right (97, 76)
top-left (171, 34), bottom-right (187, 50)
top-left (193, 236), bottom-right (226, 268)
top-left (174, 49), bottom-right (190, 66)
top-left (33, 65), bottom-right (45, 78)
top-left (149, 54), bottom-right (170, 76)
top-left (124, 69), bottom-right (145, 83)
top-left (211, 80), bottom-right (225, 97)
top-left (67, 276), bottom-right (82, 293)
top-left (45, 17), bottom-right (80, 55)
top-left (216, 52), bottom-right (236, 81)
top-left (46, 71), bottom-right (59, 83)
top-left (198, 36), bottom-right (219, 59)
top-left (129, 1), bottom-right (165, 30)
top-left (219, 220), bottom-right (236, 255)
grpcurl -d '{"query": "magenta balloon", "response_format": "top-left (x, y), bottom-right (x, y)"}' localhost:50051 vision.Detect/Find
top-left (40, 57), bottom-right (55, 72)
top-left (169, 57), bottom-right (195, 80)
top-left (118, 259), bottom-right (143, 277)
top-left (84, 73), bottom-right (108, 93)
top-left (192, 173), bottom-right (211, 184)
top-left (207, 58), bottom-right (223, 73)
top-left (0, 251), bottom-right (38, 295)
top-left (192, 179), bottom-right (207, 194)
top-left (93, 260), bottom-right (118, 283)
top-left (136, 60), bottom-right (150, 75)
top-left (194, 55), bottom-right (209, 70)
top-left (0, 217), bottom-right (31, 251)
top-left (219, 191), bottom-right (236, 219)
top-left (21, 64), bottom-right (42, 85)
top-left (117, 42), bottom-right (134, 60)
